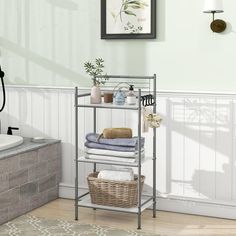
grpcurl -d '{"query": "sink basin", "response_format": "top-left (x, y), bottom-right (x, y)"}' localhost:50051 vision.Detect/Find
top-left (0, 134), bottom-right (23, 151)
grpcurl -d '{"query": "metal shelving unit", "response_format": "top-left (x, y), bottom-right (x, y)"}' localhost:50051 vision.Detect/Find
top-left (74, 74), bottom-right (157, 230)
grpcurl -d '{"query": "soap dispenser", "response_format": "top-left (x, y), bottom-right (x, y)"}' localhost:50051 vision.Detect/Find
top-left (127, 85), bottom-right (136, 105)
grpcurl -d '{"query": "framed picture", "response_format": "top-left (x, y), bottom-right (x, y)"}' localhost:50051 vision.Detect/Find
top-left (101, 0), bottom-right (156, 39)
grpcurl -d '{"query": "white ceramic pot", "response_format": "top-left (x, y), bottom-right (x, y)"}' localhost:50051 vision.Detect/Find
top-left (91, 86), bottom-right (101, 104)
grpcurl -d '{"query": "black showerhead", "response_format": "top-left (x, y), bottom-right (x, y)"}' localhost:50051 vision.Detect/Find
top-left (0, 66), bottom-right (5, 78)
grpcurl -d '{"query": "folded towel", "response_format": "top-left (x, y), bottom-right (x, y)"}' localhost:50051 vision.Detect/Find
top-left (98, 169), bottom-right (134, 181)
top-left (86, 133), bottom-right (145, 148)
top-left (85, 154), bottom-right (143, 163)
top-left (85, 141), bottom-right (141, 152)
top-left (85, 148), bottom-right (144, 158)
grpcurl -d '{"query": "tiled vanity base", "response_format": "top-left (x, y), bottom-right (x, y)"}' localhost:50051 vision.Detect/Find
top-left (0, 139), bottom-right (61, 224)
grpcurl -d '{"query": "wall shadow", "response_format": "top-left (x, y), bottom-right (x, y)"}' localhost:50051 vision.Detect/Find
top-left (163, 97), bottom-right (235, 200)
top-left (0, 0), bottom-right (165, 87)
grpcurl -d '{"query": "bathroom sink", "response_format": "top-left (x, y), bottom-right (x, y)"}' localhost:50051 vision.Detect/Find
top-left (0, 134), bottom-right (23, 151)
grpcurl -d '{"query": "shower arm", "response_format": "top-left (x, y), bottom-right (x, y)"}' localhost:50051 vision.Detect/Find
top-left (0, 66), bottom-right (6, 113)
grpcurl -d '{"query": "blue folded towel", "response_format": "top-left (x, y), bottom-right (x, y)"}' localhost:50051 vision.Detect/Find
top-left (86, 133), bottom-right (145, 147)
top-left (85, 141), bottom-right (141, 152)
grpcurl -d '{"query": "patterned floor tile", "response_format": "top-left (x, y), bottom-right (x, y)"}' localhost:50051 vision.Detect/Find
top-left (0, 215), bottom-right (163, 236)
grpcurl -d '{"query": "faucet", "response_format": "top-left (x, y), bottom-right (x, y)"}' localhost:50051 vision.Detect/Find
top-left (7, 127), bottom-right (19, 135)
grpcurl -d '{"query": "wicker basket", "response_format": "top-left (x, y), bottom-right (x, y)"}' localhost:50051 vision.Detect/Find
top-left (87, 172), bottom-right (145, 208)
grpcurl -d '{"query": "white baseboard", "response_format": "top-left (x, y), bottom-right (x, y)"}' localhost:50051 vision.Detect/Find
top-left (59, 183), bottom-right (236, 220)
top-left (59, 183), bottom-right (77, 199)
top-left (157, 196), bottom-right (236, 220)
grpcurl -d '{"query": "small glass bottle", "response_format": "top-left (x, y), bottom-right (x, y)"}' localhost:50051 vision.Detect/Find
top-left (127, 85), bottom-right (136, 105)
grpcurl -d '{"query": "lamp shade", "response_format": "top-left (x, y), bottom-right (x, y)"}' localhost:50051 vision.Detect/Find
top-left (203, 0), bottom-right (224, 13)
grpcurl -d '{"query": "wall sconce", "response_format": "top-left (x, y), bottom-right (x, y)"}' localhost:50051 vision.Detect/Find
top-left (203, 0), bottom-right (226, 33)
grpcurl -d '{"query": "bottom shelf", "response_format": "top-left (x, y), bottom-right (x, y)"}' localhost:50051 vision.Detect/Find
top-left (77, 195), bottom-right (153, 214)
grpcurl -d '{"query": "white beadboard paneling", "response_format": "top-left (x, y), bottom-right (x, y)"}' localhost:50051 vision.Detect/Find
top-left (183, 98), bottom-right (200, 198)
top-left (199, 98), bottom-right (216, 200)
top-left (43, 90), bottom-right (59, 138)
top-left (111, 109), bottom-right (125, 127)
top-left (170, 97), bottom-right (185, 196)
top-left (77, 97), bottom-right (86, 187)
top-left (0, 89), bottom-right (9, 133)
top-left (96, 108), bottom-right (112, 172)
top-left (31, 90), bottom-right (44, 136)
top-left (97, 109), bottom-right (112, 133)
top-left (215, 99), bottom-right (233, 201)
top-left (155, 96), bottom-right (168, 194)
top-left (233, 99), bottom-right (236, 200)
top-left (18, 89), bottom-right (32, 137)
top-left (125, 110), bottom-right (138, 136)
top-left (2, 86), bottom-right (236, 219)
top-left (58, 90), bottom-right (73, 184)
top-left (7, 89), bottom-right (20, 134)
top-left (71, 93), bottom-right (75, 186)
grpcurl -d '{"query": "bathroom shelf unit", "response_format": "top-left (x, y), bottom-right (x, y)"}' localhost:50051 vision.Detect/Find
top-left (74, 74), bottom-right (157, 230)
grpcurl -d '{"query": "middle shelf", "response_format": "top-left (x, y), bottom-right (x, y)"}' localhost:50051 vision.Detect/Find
top-left (76, 101), bottom-right (139, 110)
top-left (77, 155), bottom-right (152, 167)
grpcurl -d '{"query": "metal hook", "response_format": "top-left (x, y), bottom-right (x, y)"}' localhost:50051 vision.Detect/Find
top-left (141, 94), bottom-right (155, 107)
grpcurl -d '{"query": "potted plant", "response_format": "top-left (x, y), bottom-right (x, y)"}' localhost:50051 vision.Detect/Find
top-left (84, 58), bottom-right (108, 104)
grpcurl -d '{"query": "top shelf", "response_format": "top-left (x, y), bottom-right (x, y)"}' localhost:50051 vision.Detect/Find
top-left (76, 101), bottom-right (139, 110)
top-left (75, 74), bottom-right (156, 110)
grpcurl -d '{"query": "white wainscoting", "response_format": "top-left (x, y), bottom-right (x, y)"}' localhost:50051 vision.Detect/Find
top-left (1, 86), bottom-right (236, 219)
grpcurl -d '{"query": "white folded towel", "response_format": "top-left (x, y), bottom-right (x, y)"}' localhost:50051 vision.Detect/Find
top-left (85, 154), bottom-right (140, 163)
top-left (98, 169), bottom-right (134, 181)
top-left (85, 148), bottom-right (145, 158)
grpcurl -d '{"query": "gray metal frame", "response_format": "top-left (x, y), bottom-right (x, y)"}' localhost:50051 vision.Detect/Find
top-left (74, 74), bottom-right (157, 230)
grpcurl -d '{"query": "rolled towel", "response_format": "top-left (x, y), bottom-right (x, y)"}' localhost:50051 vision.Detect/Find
top-left (98, 169), bottom-right (134, 181)
top-left (86, 133), bottom-right (145, 148)
top-left (99, 128), bottom-right (133, 139)
top-left (85, 147), bottom-right (144, 158)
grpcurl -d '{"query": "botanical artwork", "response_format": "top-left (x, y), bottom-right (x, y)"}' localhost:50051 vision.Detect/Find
top-left (101, 0), bottom-right (156, 39)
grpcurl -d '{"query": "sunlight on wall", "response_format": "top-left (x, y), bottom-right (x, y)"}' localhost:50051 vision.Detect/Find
top-left (0, 0), bottom-right (236, 91)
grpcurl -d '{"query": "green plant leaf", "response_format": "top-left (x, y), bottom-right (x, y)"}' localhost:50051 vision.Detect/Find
top-left (124, 10), bottom-right (136, 16)
top-left (128, 1), bottom-right (140, 4)
top-left (110, 11), bottom-right (116, 18)
top-left (141, 2), bottom-right (149, 7)
top-left (130, 5), bottom-right (142, 9)
top-left (84, 58), bottom-right (108, 86)
top-left (124, 3), bottom-right (128, 10)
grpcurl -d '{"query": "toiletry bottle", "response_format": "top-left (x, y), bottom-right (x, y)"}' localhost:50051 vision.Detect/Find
top-left (127, 85), bottom-right (136, 105)
top-left (115, 89), bottom-right (126, 105)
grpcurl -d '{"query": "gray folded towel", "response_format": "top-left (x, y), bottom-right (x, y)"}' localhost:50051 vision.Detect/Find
top-left (86, 133), bottom-right (145, 147)
top-left (85, 141), bottom-right (143, 152)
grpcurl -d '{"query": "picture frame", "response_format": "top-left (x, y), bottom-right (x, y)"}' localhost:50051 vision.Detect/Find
top-left (101, 0), bottom-right (156, 39)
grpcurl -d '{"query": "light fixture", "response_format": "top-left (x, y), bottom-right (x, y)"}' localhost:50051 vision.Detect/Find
top-left (203, 0), bottom-right (226, 33)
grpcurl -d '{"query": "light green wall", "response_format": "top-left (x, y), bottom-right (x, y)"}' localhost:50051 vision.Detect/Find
top-left (0, 0), bottom-right (236, 91)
